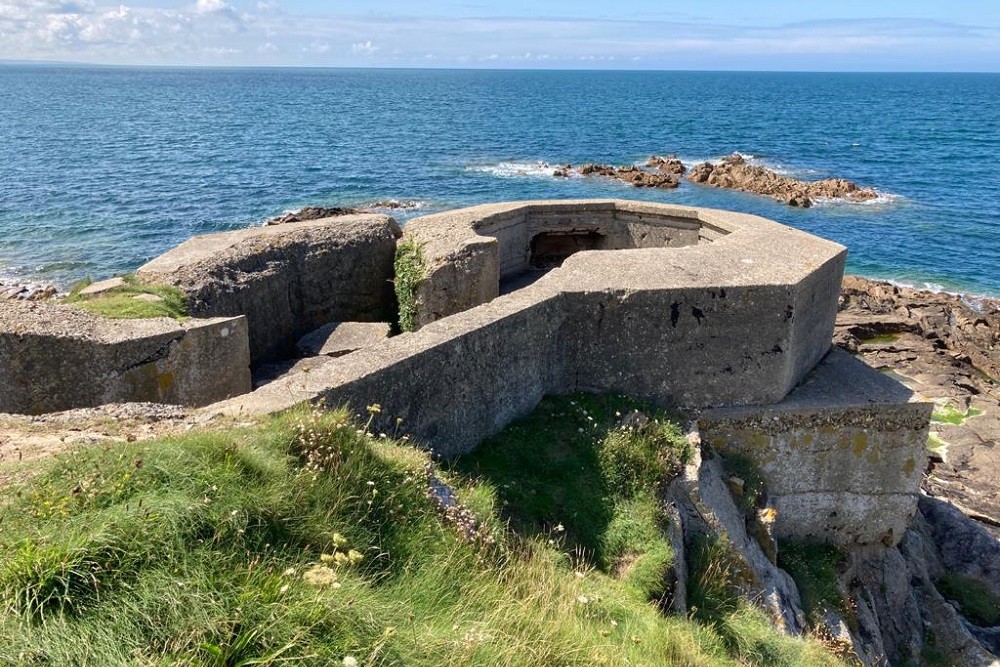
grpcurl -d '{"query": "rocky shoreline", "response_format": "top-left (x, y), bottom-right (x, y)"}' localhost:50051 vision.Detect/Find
top-left (836, 276), bottom-right (1000, 536)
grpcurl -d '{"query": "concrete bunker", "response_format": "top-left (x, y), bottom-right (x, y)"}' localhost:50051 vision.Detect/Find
top-left (403, 200), bottom-right (728, 327)
top-left (211, 200), bottom-right (932, 548)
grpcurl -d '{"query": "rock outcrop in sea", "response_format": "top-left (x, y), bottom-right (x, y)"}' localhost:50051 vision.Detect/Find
top-left (551, 155), bottom-right (687, 189)
top-left (688, 153), bottom-right (879, 207)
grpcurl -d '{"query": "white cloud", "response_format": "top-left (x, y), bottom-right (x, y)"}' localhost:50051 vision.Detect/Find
top-left (0, 4), bottom-right (996, 70)
top-left (350, 40), bottom-right (377, 55)
top-left (194, 0), bottom-right (228, 15)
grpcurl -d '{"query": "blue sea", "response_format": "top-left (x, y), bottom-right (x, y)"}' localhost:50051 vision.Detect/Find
top-left (1, 66), bottom-right (998, 295)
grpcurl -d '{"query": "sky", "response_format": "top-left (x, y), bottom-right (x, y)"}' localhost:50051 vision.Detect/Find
top-left (1, 0), bottom-right (998, 71)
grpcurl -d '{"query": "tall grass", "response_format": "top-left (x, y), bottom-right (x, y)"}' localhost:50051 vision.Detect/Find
top-left (0, 399), bottom-right (848, 666)
top-left (64, 275), bottom-right (188, 320)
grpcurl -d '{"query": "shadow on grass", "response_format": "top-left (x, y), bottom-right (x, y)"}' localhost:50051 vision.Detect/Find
top-left (449, 392), bottom-right (687, 570)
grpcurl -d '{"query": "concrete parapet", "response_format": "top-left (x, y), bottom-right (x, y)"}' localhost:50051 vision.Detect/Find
top-left (0, 300), bottom-right (250, 414)
top-left (699, 349), bottom-right (932, 548)
top-left (137, 214), bottom-right (401, 364)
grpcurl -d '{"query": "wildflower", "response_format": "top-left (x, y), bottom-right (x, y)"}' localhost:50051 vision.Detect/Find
top-left (348, 549), bottom-right (364, 564)
top-left (554, 523), bottom-right (565, 533)
top-left (577, 595), bottom-right (589, 604)
top-left (332, 532), bottom-right (348, 547)
top-left (320, 553), bottom-right (336, 564)
top-left (343, 657), bottom-right (359, 667)
top-left (367, 403), bottom-right (382, 415)
top-left (302, 565), bottom-right (339, 588)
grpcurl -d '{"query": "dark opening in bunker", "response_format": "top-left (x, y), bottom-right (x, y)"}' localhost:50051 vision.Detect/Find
top-left (529, 231), bottom-right (606, 269)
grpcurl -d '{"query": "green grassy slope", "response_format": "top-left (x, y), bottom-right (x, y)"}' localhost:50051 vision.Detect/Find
top-left (0, 397), bottom-right (846, 666)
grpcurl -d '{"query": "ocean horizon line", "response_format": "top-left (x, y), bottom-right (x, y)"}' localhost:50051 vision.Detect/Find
top-left (2, 59), bottom-right (998, 75)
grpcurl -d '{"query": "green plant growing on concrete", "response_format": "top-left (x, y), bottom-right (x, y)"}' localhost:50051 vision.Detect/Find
top-left (393, 239), bottom-right (427, 332)
top-left (64, 275), bottom-right (188, 320)
top-left (931, 403), bottom-right (983, 426)
top-left (936, 573), bottom-right (1000, 627)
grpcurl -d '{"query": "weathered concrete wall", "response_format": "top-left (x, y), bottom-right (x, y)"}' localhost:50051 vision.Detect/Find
top-left (700, 349), bottom-right (931, 548)
top-left (404, 200), bottom-right (719, 328)
top-left (0, 300), bottom-right (250, 414)
top-left (137, 214), bottom-right (401, 364)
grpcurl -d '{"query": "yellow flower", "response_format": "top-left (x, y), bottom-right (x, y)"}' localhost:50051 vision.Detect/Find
top-left (332, 532), bottom-right (348, 548)
top-left (366, 403), bottom-right (382, 415)
top-left (348, 549), bottom-right (364, 564)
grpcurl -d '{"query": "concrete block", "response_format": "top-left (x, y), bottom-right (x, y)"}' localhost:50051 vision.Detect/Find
top-left (297, 321), bottom-right (391, 357)
top-left (137, 214), bottom-right (401, 364)
top-left (700, 349), bottom-right (932, 547)
top-left (0, 300), bottom-right (251, 414)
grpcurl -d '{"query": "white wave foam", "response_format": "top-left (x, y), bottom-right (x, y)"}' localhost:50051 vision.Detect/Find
top-left (810, 191), bottom-right (904, 208)
top-left (467, 161), bottom-right (576, 179)
top-left (358, 199), bottom-right (429, 213)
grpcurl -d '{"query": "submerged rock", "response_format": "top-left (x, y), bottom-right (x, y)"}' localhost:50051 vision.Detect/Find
top-left (688, 153), bottom-right (879, 207)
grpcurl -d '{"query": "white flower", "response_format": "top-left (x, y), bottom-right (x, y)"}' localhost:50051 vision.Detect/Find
top-left (343, 657), bottom-right (359, 667)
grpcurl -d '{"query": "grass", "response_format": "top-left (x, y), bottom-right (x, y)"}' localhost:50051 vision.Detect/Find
top-left (930, 403), bottom-right (983, 426)
top-left (936, 573), bottom-right (1000, 627)
top-left (451, 393), bottom-right (690, 601)
top-left (857, 333), bottom-right (900, 345)
top-left (721, 453), bottom-right (768, 515)
top-left (686, 536), bottom-right (843, 667)
top-left (0, 397), bottom-right (849, 666)
top-left (776, 541), bottom-right (849, 626)
top-left (393, 239), bottom-right (427, 332)
top-left (64, 275), bottom-right (188, 320)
